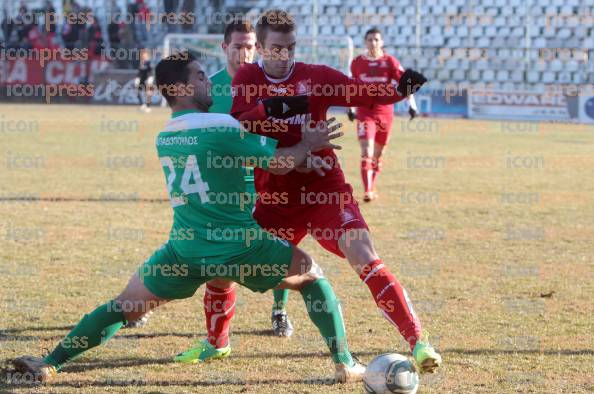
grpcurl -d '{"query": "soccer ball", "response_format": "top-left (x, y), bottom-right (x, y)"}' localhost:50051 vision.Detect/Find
top-left (363, 353), bottom-right (420, 394)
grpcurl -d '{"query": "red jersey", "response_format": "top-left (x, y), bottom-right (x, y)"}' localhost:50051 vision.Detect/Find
top-left (231, 60), bottom-right (406, 203)
top-left (350, 54), bottom-right (405, 117)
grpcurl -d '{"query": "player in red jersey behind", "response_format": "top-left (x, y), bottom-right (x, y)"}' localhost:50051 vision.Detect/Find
top-left (349, 27), bottom-right (419, 202)
top-left (180, 9), bottom-right (441, 373)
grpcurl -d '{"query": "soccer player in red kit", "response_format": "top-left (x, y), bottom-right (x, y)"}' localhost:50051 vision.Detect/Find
top-left (180, 9), bottom-right (441, 373)
top-left (349, 27), bottom-right (418, 202)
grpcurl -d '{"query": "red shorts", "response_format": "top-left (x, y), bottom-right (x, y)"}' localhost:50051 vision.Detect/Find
top-left (356, 114), bottom-right (394, 146)
top-left (253, 186), bottom-right (369, 258)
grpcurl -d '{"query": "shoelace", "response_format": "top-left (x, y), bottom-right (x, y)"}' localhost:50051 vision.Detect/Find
top-left (351, 353), bottom-right (366, 367)
top-left (273, 313), bottom-right (289, 331)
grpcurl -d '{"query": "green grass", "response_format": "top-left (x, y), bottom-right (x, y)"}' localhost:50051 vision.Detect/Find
top-left (0, 104), bottom-right (593, 393)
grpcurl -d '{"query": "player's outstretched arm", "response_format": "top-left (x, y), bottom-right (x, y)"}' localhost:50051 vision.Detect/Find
top-left (397, 69), bottom-right (427, 97)
top-left (317, 65), bottom-right (427, 108)
top-left (268, 116), bottom-right (343, 176)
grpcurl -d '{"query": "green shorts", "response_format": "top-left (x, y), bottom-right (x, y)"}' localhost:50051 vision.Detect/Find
top-left (138, 235), bottom-right (293, 300)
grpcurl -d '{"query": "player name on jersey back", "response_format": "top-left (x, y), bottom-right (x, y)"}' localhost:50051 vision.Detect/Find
top-left (156, 135), bottom-right (199, 146)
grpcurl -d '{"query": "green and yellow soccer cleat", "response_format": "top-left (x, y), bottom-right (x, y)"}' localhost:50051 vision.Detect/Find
top-left (173, 339), bottom-right (231, 364)
top-left (412, 334), bottom-right (442, 373)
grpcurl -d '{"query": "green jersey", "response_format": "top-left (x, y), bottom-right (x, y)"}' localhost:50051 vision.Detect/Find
top-left (208, 68), bottom-right (233, 114)
top-left (156, 110), bottom-right (278, 258)
top-left (208, 67), bottom-right (255, 193)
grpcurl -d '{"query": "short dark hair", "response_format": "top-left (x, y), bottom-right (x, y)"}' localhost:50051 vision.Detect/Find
top-left (256, 9), bottom-right (295, 44)
top-left (224, 18), bottom-right (255, 44)
top-left (365, 27), bottom-right (382, 40)
top-left (155, 51), bottom-right (195, 106)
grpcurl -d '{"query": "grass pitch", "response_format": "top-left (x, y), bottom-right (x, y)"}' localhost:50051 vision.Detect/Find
top-left (0, 104), bottom-right (593, 393)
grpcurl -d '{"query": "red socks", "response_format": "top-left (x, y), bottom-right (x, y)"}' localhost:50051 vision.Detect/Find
top-left (361, 157), bottom-right (382, 193)
top-left (361, 156), bottom-right (373, 193)
top-left (359, 259), bottom-right (421, 350)
top-left (204, 284), bottom-right (236, 348)
top-left (371, 157), bottom-right (382, 191)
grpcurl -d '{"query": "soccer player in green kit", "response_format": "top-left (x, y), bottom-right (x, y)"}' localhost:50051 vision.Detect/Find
top-left (207, 19), bottom-right (295, 338)
top-left (12, 51), bottom-right (366, 384)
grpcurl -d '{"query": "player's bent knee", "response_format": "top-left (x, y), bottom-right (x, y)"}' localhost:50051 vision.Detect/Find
top-left (287, 247), bottom-right (313, 277)
top-left (279, 248), bottom-right (323, 290)
top-left (338, 229), bottom-right (379, 274)
top-left (116, 272), bottom-right (167, 322)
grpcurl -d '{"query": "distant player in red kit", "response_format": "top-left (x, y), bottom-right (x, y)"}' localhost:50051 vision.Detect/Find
top-left (188, 9), bottom-right (441, 375)
top-left (349, 28), bottom-right (418, 202)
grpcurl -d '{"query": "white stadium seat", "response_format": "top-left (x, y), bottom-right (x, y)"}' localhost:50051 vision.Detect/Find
top-left (508, 71), bottom-right (524, 84)
top-left (571, 73), bottom-right (582, 84)
top-left (557, 72), bottom-right (572, 83)
top-left (452, 69), bottom-right (466, 82)
top-left (468, 68), bottom-right (481, 82)
top-left (482, 69), bottom-right (495, 82)
top-left (437, 69), bottom-right (451, 80)
top-left (497, 70), bottom-right (511, 82)
top-left (542, 71), bottom-right (555, 83)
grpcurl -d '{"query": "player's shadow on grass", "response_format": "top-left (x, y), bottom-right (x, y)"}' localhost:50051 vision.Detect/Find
top-left (4, 376), bottom-right (339, 390)
top-left (59, 350), bottom-right (379, 374)
top-left (444, 348), bottom-right (594, 356)
top-left (1, 327), bottom-right (276, 342)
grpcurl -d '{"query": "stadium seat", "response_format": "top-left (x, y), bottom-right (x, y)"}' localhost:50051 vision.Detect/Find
top-left (557, 72), bottom-right (572, 83)
top-left (497, 70), bottom-right (510, 82)
top-left (571, 73), bottom-right (582, 84)
top-left (542, 71), bottom-right (555, 83)
top-left (438, 69), bottom-right (451, 80)
top-left (565, 60), bottom-right (580, 73)
top-left (423, 69), bottom-right (437, 80)
top-left (511, 71), bottom-right (525, 83)
top-left (533, 37), bottom-right (547, 48)
top-left (452, 68), bottom-right (466, 82)
top-left (468, 68), bottom-right (481, 82)
top-left (482, 69), bottom-right (495, 82)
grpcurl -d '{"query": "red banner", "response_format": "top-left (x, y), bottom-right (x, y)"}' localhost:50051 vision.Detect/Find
top-left (0, 57), bottom-right (111, 103)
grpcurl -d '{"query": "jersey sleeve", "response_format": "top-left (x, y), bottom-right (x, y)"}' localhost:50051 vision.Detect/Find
top-left (350, 58), bottom-right (358, 78)
top-left (222, 127), bottom-right (279, 170)
top-left (314, 65), bottom-right (405, 109)
top-left (390, 56), bottom-right (405, 82)
top-left (230, 66), bottom-right (261, 119)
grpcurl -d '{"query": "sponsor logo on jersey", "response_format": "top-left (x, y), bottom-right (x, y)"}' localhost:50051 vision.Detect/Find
top-left (269, 85), bottom-right (288, 94)
top-left (360, 74), bottom-right (389, 83)
top-left (340, 208), bottom-right (357, 226)
top-left (270, 113), bottom-right (308, 125)
top-left (295, 80), bottom-right (311, 95)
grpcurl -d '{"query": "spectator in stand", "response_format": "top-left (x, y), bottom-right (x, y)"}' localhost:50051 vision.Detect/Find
top-left (120, 5), bottom-right (137, 68)
top-left (83, 11), bottom-right (103, 58)
top-left (15, 5), bottom-right (33, 48)
top-left (1, 10), bottom-right (13, 46)
top-left (163, 0), bottom-right (178, 32)
top-left (134, 0), bottom-right (150, 44)
top-left (62, 11), bottom-right (80, 50)
top-left (41, 1), bottom-right (60, 49)
top-left (27, 20), bottom-right (46, 50)
top-left (107, 10), bottom-right (123, 66)
top-left (43, 1), bottom-right (57, 34)
top-left (180, 0), bottom-right (195, 33)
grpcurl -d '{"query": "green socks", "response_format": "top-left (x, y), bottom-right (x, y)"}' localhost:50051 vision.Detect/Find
top-left (43, 300), bottom-right (126, 370)
top-left (272, 288), bottom-right (290, 311)
top-left (300, 278), bottom-right (354, 366)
